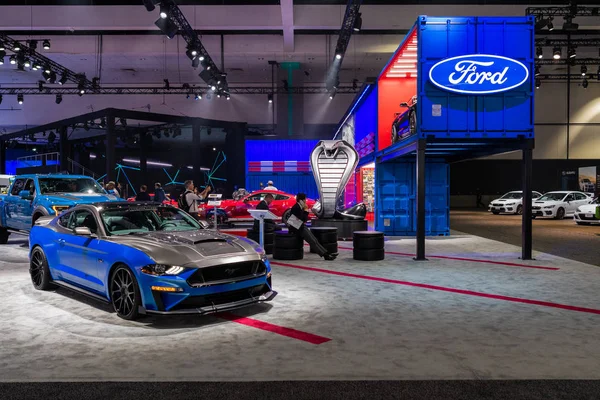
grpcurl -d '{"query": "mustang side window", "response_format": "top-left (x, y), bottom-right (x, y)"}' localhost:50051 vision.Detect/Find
top-left (57, 212), bottom-right (72, 228)
top-left (70, 210), bottom-right (98, 234)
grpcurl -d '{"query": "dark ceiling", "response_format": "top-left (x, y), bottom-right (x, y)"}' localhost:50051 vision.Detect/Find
top-left (0, 0), bottom-right (585, 5)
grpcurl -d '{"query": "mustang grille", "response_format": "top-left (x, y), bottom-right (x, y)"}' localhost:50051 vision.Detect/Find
top-left (170, 284), bottom-right (269, 311)
top-left (187, 261), bottom-right (267, 287)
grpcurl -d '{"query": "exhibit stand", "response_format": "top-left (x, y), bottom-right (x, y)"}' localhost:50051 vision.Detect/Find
top-left (207, 193), bottom-right (222, 230)
top-left (248, 209), bottom-right (278, 248)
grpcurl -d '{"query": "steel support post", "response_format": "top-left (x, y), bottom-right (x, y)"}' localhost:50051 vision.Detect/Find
top-left (521, 139), bottom-right (534, 260)
top-left (105, 115), bottom-right (116, 183)
top-left (415, 139), bottom-right (427, 261)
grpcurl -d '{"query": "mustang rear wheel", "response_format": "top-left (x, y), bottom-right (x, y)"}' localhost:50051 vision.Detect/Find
top-left (30, 247), bottom-right (56, 290)
top-left (110, 265), bottom-right (142, 320)
top-left (0, 228), bottom-right (9, 244)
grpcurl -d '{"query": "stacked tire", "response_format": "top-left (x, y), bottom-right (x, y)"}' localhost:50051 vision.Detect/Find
top-left (273, 230), bottom-right (304, 260)
top-left (246, 228), bottom-right (274, 255)
top-left (309, 227), bottom-right (338, 254)
top-left (353, 231), bottom-right (385, 261)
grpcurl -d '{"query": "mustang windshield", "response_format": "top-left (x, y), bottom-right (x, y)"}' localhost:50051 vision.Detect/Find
top-left (39, 178), bottom-right (106, 194)
top-left (538, 193), bottom-right (568, 202)
top-left (500, 192), bottom-right (522, 199)
top-left (100, 206), bottom-right (202, 235)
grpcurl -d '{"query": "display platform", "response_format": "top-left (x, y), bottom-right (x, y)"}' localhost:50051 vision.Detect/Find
top-left (311, 218), bottom-right (368, 240)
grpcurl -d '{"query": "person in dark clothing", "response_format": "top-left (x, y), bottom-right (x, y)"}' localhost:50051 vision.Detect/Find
top-left (136, 185), bottom-right (152, 202)
top-left (288, 193), bottom-right (338, 261)
top-left (253, 193), bottom-right (280, 232)
top-left (475, 188), bottom-right (484, 208)
top-left (154, 182), bottom-right (169, 204)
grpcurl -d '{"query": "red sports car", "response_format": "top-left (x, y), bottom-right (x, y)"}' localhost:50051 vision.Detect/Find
top-left (199, 190), bottom-right (316, 222)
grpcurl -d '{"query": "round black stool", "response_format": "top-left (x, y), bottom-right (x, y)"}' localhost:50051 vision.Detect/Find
top-left (353, 231), bottom-right (385, 261)
top-left (246, 228), bottom-right (274, 255)
top-left (309, 227), bottom-right (338, 254)
top-left (273, 230), bottom-right (304, 260)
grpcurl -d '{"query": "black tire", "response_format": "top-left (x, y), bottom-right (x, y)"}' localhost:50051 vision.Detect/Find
top-left (353, 236), bottom-right (385, 250)
top-left (247, 230), bottom-right (274, 244)
top-left (0, 228), bottom-right (9, 245)
top-left (110, 265), bottom-right (142, 320)
top-left (29, 246), bottom-right (56, 290)
top-left (492, 211), bottom-right (500, 215)
top-left (310, 242), bottom-right (338, 254)
top-left (353, 248), bottom-right (385, 261)
top-left (312, 231), bottom-right (339, 244)
top-left (273, 247), bottom-right (304, 261)
top-left (516, 205), bottom-right (523, 215)
top-left (555, 208), bottom-right (565, 220)
top-left (274, 234), bottom-right (303, 249)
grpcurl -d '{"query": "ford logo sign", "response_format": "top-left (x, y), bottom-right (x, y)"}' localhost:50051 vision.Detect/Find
top-left (429, 54), bottom-right (529, 95)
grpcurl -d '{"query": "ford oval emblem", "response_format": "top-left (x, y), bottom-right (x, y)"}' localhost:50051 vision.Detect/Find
top-left (428, 54), bottom-right (529, 95)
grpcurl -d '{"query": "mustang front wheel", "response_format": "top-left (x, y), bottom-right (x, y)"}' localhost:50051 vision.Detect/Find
top-left (110, 265), bottom-right (142, 320)
top-left (30, 247), bottom-right (56, 290)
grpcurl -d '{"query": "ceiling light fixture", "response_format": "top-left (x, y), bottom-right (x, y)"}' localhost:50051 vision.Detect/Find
top-left (155, 16), bottom-right (178, 39)
top-left (159, 4), bottom-right (169, 19)
top-left (55, 94), bottom-right (62, 104)
top-left (535, 78), bottom-right (541, 89)
top-left (553, 46), bottom-right (561, 60)
top-left (17, 94), bottom-right (23, 104)
top-left (9, 55), bottom-right (16, 65)
top-left (581, 65), bottom-right (587, 76)
top-left (568, 47), bottom-right (576, 58)
top-left (353, 12), bottom-right (362, 32)
top-left (268, 94), bottom-right (273, 103)
top-left (13, 42), bottom-right (21, 52)
top-left (536, 46), bottom-right (543, 59)
top-left (42, 39), bottom-right (51, 50)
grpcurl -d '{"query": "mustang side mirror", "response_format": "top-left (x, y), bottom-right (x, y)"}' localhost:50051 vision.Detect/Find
top-left (18, 190), bottom-right (33, 200)
top-left (74, 227), bottom-right (93, 236)
top-left (400, 102), bottom-right (408, 107)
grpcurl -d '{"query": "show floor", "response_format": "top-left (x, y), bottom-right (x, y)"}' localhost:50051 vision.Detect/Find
top-left (451, 208), bottom-right (600, 266)
top-left (1, 233), bottom-right (600, 398)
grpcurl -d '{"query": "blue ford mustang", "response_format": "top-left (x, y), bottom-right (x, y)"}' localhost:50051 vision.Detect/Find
top-left (29, 202), bottom-right (276, 320)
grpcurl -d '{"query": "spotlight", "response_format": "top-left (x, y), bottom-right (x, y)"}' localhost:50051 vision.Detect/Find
top-left (211, 85), bottom-right (216, 91)
top-left (159, 4), bottom-right (169, 19)
top-left (226, 94), bottom-right (230, 100)
top-left (34, 62), bottom-right (43, 70)
top-left (49, 71), bottom-right (56, 84)
top-left (217, 93), bottom-right (221, 98)
top-left (268, 94), bottom-right (273, 103)
top-left (207, 127), bottom-right (212, 135)
top-left (0, 95), bottom-right (2, 104)
top-left (195, 93), bottom-right (201, 100)
top-left (9, 55), bottom-right (16, 65)
top-left (13, 42), bottom-right (21, 52)
top-left (42, 70), bottom-right (51, 81)
top-left (55, 94), bottom-right (62, 104)
top-left (32, 65), bottom-right (38, 71)
top-left (329, 90), bottom-right (337, 100)
top-left (335, 53), bottom-right (342, 60)
top-left (534, 66), bottom-right (540, 77)
top-left (553, 46), bottom-right (561, 60)
top-left (38, 81), bottom-right (44, 92)
top-left (42, 40), bottom-right (51, 50)
top-left (213, 147), bottom-right (216, 151)
top-left (568, 47), bottom-right (576, 59)
top-left (547, 17), bottom-right (554, 31)
top-left (582, 78), bottom-right (589, 89)
top-left (192, 57), bottom-right (199, 68)
top-left (59, 73), bottom-right (68, 85)
top-left (164, 79), bottom-right (170, 89)
top-left (198, 55), bottom-right (205, 61)
top-left (535, 78), bottom-right (541, 89)
top-left (92, 77), bottom-right (100, 88)
top-left (155, 17), bottom-right (178, 39)
top-left (186, 47), bottom-right (198, 60)
top-left (28, 40), bottom-right (38, 50)
top-left (99, 118), bottom-right (106, 128)
top-left (581, 65), bottom-right (587, 76)
top-left (353, 12), bottom-right (362, 32)
top-left (83, 121), bottom-right (90, 131)
top-left (563, 16), bottom-right (579, 31)
top-left (0, 41), bottom-right (4, 51)
top-left (44, 65), bottom-right (51, 74)
top-left (23, 58), bottom-right (31, 68)
top-left (0, 50), bottom-right (5, 65)
top-left (17, 94), bottom-right (23, 104)
top-left (48, 131), bottom-right (56, 143)
top-left (536, 47), bottom-right (543, 59)
top-left (78, 81), bottom-right (85, 95)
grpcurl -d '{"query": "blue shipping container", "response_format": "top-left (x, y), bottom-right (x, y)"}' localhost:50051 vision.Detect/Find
top-left (375, 159), bottom-right (449, 236)
top-left (418, 16), bottom-right (535, 139)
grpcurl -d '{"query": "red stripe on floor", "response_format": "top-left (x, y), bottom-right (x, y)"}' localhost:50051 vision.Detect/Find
top-left (217, 312), bottom-right (331, 345)
top-left (336, 246), bottom-right (558, 271)
top-left (270, 261), bottom-right (600, 315)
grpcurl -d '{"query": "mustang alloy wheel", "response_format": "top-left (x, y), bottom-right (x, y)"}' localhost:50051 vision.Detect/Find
top-left (30, 247), bottom-right (55, 290)
top-left (110, 265), bottom-right (142, 320)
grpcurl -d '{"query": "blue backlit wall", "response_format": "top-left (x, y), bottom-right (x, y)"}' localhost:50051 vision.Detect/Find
top-left (245, 140), bottom-right (319, 198)
top-left (354, 85), bottom-right (378, 159)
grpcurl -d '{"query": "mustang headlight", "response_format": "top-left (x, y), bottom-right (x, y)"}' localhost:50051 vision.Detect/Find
top-left (51, 205), bottom-right (70, 214)
top-left (141, 264), bottom-right (185, 276)
top-left (544, 205), bottom-right (556, 209)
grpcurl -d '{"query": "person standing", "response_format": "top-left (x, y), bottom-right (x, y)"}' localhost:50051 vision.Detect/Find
top-left (252, 193), bottom-right (279, 232)
top-left (106, 181), bottom-right (120, 197)
top-left (180, 180), bottom-right (211, 218)
top-left (154, 182), bottom-right (169, 204)
top-left (136, 185), bottom-right (152, 202)
top-left (264, 180), bottom-right (278, 191)
top-left (287, 193), bottom-right (337, 261)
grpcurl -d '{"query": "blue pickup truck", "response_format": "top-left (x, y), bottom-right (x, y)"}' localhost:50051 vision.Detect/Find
top-left (0, 174), bottom-right (122, 243)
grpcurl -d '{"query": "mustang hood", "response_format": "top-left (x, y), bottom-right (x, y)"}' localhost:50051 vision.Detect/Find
top-left (41, 193), bottom-right (120, 204)
top-left (108, 229), bottom-right (258, 266)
